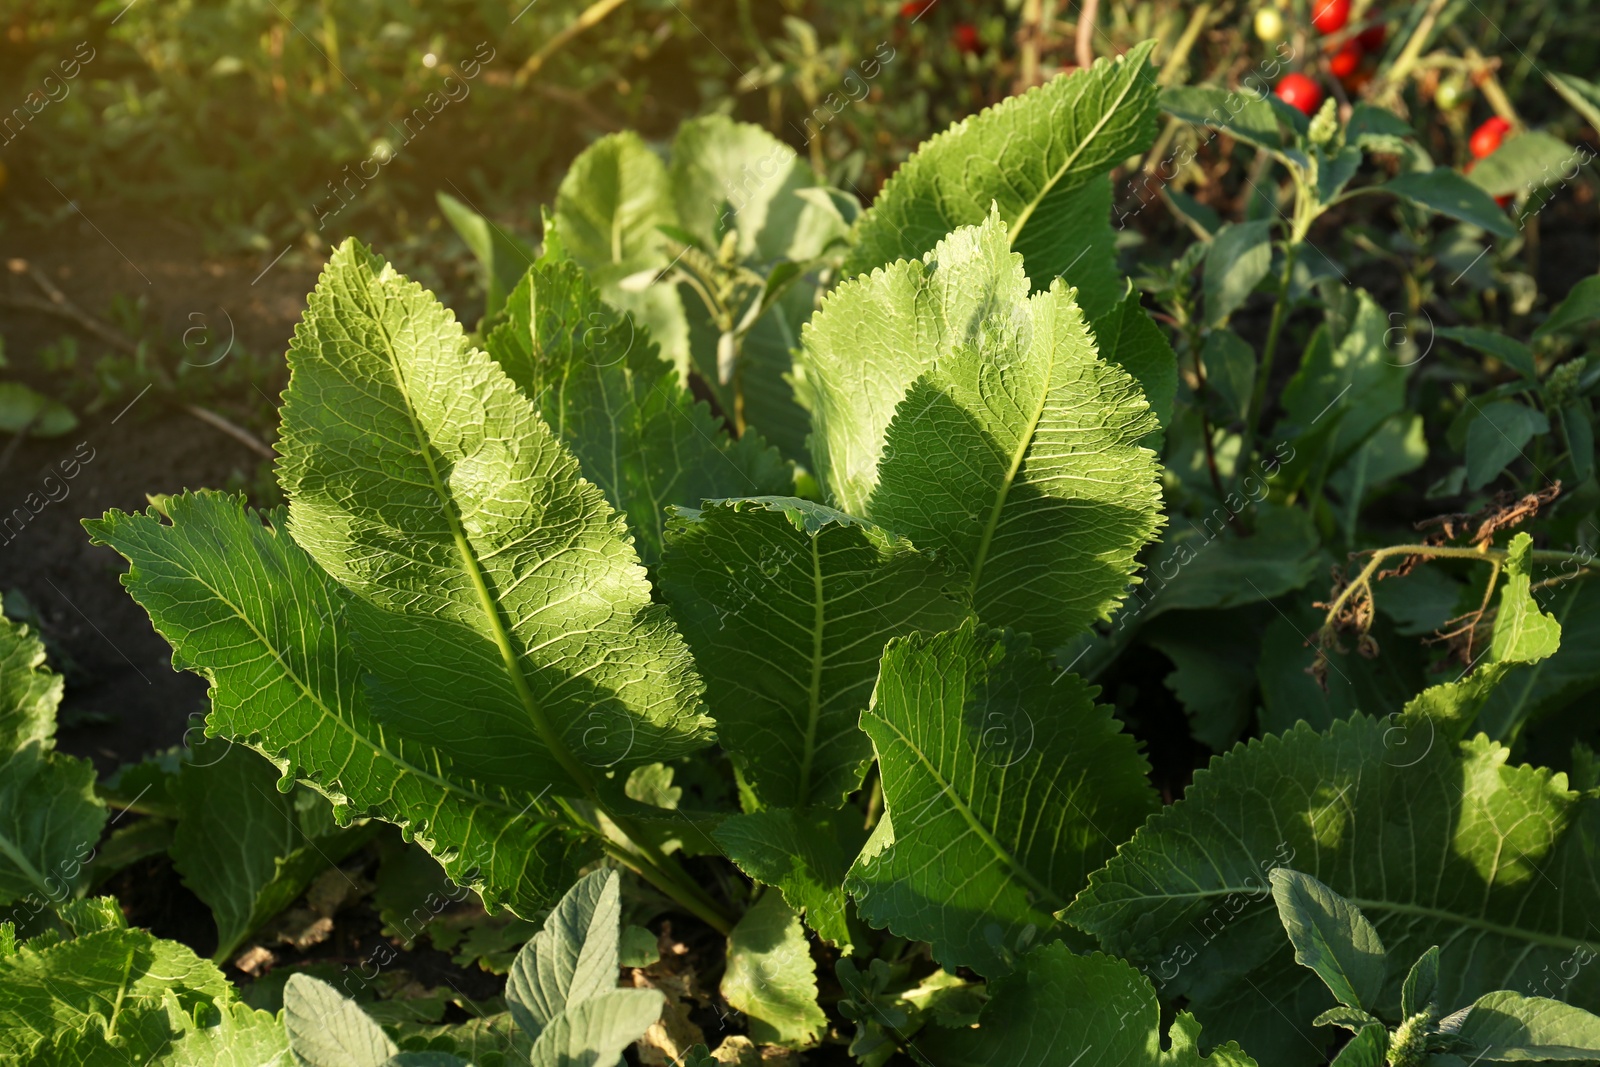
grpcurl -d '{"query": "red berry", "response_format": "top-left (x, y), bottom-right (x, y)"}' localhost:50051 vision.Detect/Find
top-left (899, 0), bottom-right (934, 17)
top-left (1356, 22), bottom-right (1387, 51)
top-left (952, 22), bottom-right (982, 54)
top-left (1469, 115), bottom-right (1512, 159)
top-left (1311, 0), bottom-right (1351, 34)
top-left (1329, 40), bottom-right (1363, 80)
top-left (1275, 73), bottom-right (1324, 116)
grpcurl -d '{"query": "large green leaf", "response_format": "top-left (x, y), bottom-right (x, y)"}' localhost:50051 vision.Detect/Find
top-left (1448, 990), bottom-right (1600, 1061)
top-left (87, 491), bottom-right (590, 915)
top-left (0, 616), bottom-right (102, 912)
top-left (669, 113), bottom-right (849, 266)
top-left (0, 615), bottom-right (60, 764)
top-left (1268, 869), bottom-right (1387, 1010)
top-left (551, 131), bottom-right (688, 373)
top-left (486, 260), bottom-right (790, 563)
top-left (848, 620), bottom-right (1157, 977)
top-left (285, 973), bottom-right (398, 1067)
top-left (798, 214), bottom-right (1164, 651)
top-left (721, 890), bottom-right (827, 1049)
top-left (1064, 706), bottom-right (1600, 1065)
top-left (924, 944), bottom-right (1260, 1066)
top-left (505, 868), bottom-right (623, 1038)
top-left (658, 498), bottom-right (968, 808)
top-left (275, 239), bottom-right (712, 797)
top-left (171, 736), bottom-right (372, 961)
top-left (0, 923), bottom-right (238, 1064)
top-left (713, 807), bottom-right (865, 949)
top-left (524, 989), bottom-right (663, 1067)
top-left (844, 42), bottom-right (1159, 322)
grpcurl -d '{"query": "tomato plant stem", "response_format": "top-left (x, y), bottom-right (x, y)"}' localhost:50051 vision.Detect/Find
top-left (1245, 239), bottom-right (1300, 463)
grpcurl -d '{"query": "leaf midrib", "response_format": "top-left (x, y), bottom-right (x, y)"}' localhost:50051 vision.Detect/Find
top-left (797, 532), bottom-right (826, 804)
top-left (0, 811), bottom-right (52, 898)
top-left (966, 331), bottom-right (1056, 600)
top-left (1006, 62), bottom-right (1145, 253)
top-left (359, 273), bottom-right (598, 799)
top-left (870, 710), bottom-right (1065, 910)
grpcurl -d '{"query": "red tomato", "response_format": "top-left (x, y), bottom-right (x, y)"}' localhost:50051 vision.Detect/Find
top-left (1329, 40), bottom-right (1363, 80)
top-left (952, 22), bottom-right (982, 54)
top-left (1357, 22), bottom-right (1387, 51)
top-left (1469, 116), bottom-right (1512, 159)
top-left (1275, 73), bottom-right (1324, 115)
top-left (899, 0), bottom-right (935, 17)
top-left (1311, 0), bottom-right (1351, 33)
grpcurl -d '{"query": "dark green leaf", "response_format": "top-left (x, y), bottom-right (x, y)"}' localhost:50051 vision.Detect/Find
top-left (1269, 869), bottom-right (1387, 1009)
top-left (1383, 170), bottom-right (1515, 238)
top-left (1467, 132), bottom-right (1580, 198)
top-left (1205, 221), bottom-right (1274, 327)
top-left (1160, 85), bottom-right (1282, 152)
top-left (721, 891), bottom-right (826, 1049)
top-left (1534, 275), bottom-right (1600, 340)
top-left (1465, 400), bottom-right (1548, 490)
top-left (436, 190), bottom-right (535, 323)
top-left (660, 498), bottom-right (966, 808)
top-left (849, 620), bottom-right (1156, 976)
top-left (171, 736), bottom-right (371, 961)
top-left (1434, 326), bottom-right (1536, 380)
top-left (1401, 945), bottom-right (1441, 1018)
top-left (924, 944), bottom-right (1261, 1066)
top-left (486, 260), bottom-right (790, 562)
top-left (714, 807), bottom-right (865, 949)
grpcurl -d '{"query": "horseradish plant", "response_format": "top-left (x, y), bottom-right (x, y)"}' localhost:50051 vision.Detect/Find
top-left (0, 42), bottom-right (1583, 1066)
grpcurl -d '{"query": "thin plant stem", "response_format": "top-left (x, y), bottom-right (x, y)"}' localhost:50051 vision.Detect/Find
top-left (599, 837), bottom-right (732, 934)
top-left (1319, 543), bottom-right (1600, 634)
top-left (1244, 239), bottom-right (1300, 459)
top-left (514, 0), bottom-right (633, 86)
